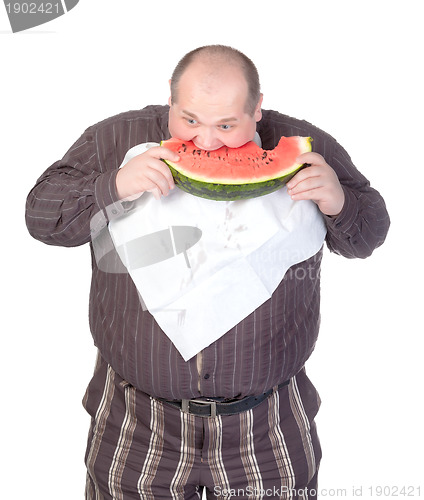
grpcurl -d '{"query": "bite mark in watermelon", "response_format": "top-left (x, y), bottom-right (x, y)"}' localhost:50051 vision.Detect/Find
top-left (161, 136), bottom-right (312, 201)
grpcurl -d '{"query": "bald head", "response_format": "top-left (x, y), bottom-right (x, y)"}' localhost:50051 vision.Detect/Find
top-left (170, 45), bottom-right (261, 116)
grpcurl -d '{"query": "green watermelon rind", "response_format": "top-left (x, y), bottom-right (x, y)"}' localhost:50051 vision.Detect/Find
top-left (161, 136), bottom-right (311, 201)
top-left (165, 163), bottom-right (303, 201)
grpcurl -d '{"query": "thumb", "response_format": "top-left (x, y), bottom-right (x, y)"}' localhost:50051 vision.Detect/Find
top-left (149, 146), bottom-right (180, 163)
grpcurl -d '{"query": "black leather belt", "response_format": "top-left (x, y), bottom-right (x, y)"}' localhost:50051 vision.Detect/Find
top-left (159, 380), bottom-right (290, 418)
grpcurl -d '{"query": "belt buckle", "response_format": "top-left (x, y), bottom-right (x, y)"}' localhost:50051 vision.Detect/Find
top-left (181, 398), bottom-right (217, 418)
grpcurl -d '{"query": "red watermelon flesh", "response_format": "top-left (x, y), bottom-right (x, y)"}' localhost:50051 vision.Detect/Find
top-left (160, 136), bottom-right (312, 201)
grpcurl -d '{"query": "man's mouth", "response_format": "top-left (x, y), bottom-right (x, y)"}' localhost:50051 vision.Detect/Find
top-left (193, 142), bottom-right (223, 152)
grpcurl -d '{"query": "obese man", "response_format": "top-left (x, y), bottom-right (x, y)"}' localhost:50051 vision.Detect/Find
top-left (26, 45), bottom-right (390, 499)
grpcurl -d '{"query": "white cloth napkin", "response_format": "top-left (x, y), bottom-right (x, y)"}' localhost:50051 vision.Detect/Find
top-left (108, 143), bottom-right (327, 361)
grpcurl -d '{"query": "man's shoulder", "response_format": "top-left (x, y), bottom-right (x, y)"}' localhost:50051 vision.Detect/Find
top-left (85, 105), bottom-right (170, 135)
top-left (259, 109), bottom-right (340, 153)
top-left (73, 105), bottom-right (169, 165)
top-left (260, 109), bottom-right (333, 137)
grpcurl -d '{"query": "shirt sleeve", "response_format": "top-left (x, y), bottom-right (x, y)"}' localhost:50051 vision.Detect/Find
top-left (25, 126), bottom-right (129, 248)
top-left (323, 141), bottom-right (390, 259)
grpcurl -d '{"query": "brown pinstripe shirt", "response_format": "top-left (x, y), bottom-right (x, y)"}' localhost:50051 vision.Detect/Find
top-left (25, 105), bottom-right (390, 399)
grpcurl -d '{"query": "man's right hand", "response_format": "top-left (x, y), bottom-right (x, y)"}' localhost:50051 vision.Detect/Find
top-left (115, 146), bottom-right (179, 200)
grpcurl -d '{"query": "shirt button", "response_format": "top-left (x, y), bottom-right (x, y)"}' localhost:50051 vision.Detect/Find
top-left (204, 373), bottom-right (210, 380)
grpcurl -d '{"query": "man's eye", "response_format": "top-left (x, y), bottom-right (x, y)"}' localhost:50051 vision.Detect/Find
top-left (219, 124), bottom-right (231, 130)
top-left (186, 119), bottom-right (197, 125)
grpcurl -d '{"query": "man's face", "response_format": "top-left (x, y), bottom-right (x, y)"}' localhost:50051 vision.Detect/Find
top-left (168, 62), bottom-right (262, 151)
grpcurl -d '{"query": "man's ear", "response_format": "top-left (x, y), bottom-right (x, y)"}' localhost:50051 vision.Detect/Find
top-left (168, 79), bottom-right (172, 106)
top-left (255, 94), bottom-right (264, 122)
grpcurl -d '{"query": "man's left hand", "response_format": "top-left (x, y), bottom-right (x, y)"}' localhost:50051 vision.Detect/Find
top-left (286, 152), bottom-right (345, 217)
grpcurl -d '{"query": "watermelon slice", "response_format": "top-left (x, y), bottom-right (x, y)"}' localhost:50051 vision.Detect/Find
top-left (161, 136), bottom-right (312, 201)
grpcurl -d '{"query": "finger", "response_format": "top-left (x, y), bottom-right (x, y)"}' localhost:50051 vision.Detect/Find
top-left (147, 187), bottom-right (162, 200)
top-left (145, 168), bottom-right (174, 196)
top-left (295, 152), bottom-right (326, 165)
top-left (290, 186), bottom-right (322, 202)
top-left (148, 146), bottom-right (180, 163)
top-left (147, 148), bottom-right (178, 189)
top-left (147, 158), bottom-right (175, 190)
top-left (287, 166), bottom-right (321, 189)
top-left (289, 177), bottom-right (324, 198)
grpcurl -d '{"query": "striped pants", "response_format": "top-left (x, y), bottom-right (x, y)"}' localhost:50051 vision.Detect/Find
top-left (83, 360), bottom-right (321, 499)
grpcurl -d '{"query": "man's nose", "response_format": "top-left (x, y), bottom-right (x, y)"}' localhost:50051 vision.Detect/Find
top-left (197, 128), bottom-right (217, 150)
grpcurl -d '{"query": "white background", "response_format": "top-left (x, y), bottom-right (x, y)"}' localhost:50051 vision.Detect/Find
top-left (2, 0), bottom-right (423, 498)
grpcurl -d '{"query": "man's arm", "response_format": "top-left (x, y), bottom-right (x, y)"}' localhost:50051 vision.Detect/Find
top-left (25, 127), bottom-right (123, 247)
top-left (287, 143), bottom-right (390, 259)
top-left (25, 123), bottom-right (178, 248)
